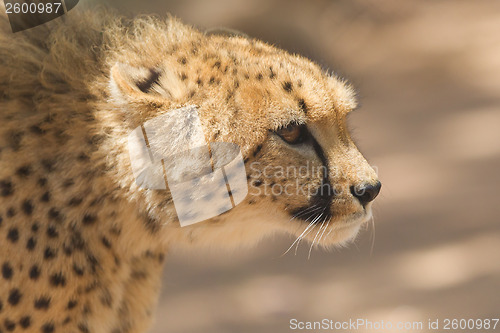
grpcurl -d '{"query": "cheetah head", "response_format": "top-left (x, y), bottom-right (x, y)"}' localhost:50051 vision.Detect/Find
top-left (107, 18), bottom-right (380, 251)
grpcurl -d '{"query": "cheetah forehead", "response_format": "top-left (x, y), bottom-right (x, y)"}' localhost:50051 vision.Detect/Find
top-left (109, 17), bottom-right (357, 126)
top-left (106, 15), bottom-right (358, 157)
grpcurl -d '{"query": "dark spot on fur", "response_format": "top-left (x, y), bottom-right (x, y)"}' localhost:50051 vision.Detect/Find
top-left (38, 178), bottom-right (47, 187)
top-left (30, 124), bottom-right (46, 135)
top-left (136, 68), bottom-right (161, 93)
top-left (41, 159), bottom-right (56, 172)
top-left (100, 290), bottom-right (113, 308)
top-left (142, 215), bottom-right (160, 234)
top-left (7, 207), bottom-right (15, 217)
top-left (77, 153), bottom-right (89, 162)
top-left (83, 303), bottom-right (92, 315)
top-left (180, 72), bottom-right (188, 81)
top-left (46, 226), bottom-right (58, 238)
top-left (298, 98), bottom-right (308, 114)
top-left (63, 243), bottom-right (73, 256)
top-left (253, 179), bottom-right (263, 187)
top-left (82, 214), bottom-right (96, 225)
top-left (62, 179), bottom-right (74, 188)
top-left (101, 237), bottom-right (111, 249)
top-left (130, 270), bottom-right (147, 280)
top-left (89, 195), bottom-right (106, 207)
top-left (269, 66), bottom-right (276, 79)
top-left (67, 300), bottom-right (78, 310)
top-left (253, 144), bottom-right (263, 157)
top-left (16, 165), bottom-right (31, 178)
top-left (29, 265), bottom-right (40, 280)
top-left (4, 318), bottom-right (16, 331)
top-left (178, 56), bottom-right (187, 65)
top-left (225, 90), bottom-right (234, 102)
top-left (40, 191), bottom-right (50, 202)
top-left (31, 223), bottom-right (39, 232)
top-left (7, 228), bottom-right (19, 243)
top-left (0, 180), bottom-right (14, 197)
top-left (41, 322), bottom-right (55, 333)
top-left (256, 73), bottom-right (263, 80)
top-left (19, 316), bottom-right (31, 328)
top-left (283, 81), bottom-right (293, 92)
top-left (49, 272), bottom-right (66, 287)
top-left (48, 208), bottom-right (62, 223)
top-left (70, 231), bottom-right (85, 250)
top-left (53, 129), bottom-right (70, 144)
top-left (44, 247), bottom-right (57, 260)
top-left (34, 296), bottom-right (51, 309)
top-left (7, 131), bottom-right (23, 151)
top-left (22, 200), bottom-right (33, 215)
top-left (68, 197), bottom-right (83, 206)
top-left (78, 323), bottom-right (90, 333)
top-left (2, 262), bottom-right (13, 280)
top-left (7, 288), bottom-right (22, 305)
top-left (26, 237), bottom-right (36, 251)
top-left (72, 264), bottom-right (84, 277)
top-left (86, 254), bottom-right (99, 272)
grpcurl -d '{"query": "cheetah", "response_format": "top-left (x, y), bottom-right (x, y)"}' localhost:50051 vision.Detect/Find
top-left (0, 7), bottom-right (381, 333)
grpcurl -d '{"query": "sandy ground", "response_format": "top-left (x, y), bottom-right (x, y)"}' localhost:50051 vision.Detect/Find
top-left (97, 0), bottom-right (500, 332)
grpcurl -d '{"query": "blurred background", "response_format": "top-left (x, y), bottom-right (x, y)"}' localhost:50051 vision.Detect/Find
top-left (96, 0), bottom-right (500, 332)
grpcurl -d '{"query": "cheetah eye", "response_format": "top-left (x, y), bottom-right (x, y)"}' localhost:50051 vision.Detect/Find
top-left (276, 124), bottom-right (309, 145)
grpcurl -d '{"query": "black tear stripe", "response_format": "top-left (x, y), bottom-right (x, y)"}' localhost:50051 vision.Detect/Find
top-left (290, 136), bottom-right (334, 222)
top-left (136, 69), bottom-right (162, 93)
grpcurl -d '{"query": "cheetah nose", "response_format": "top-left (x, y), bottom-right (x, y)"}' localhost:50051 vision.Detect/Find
top-left (350, 181), bottom-right (381, 207)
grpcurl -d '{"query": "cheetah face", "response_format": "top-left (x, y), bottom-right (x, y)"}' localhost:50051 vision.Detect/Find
top-left (108, 28), bottom-right (380, 250)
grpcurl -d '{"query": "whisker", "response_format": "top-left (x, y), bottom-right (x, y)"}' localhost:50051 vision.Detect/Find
top-left (296, 212), bottom-right (324, 255)
top-left (318, 217), bottom-right (331, 244)
top-left (370, 215), bottom-right (376, 257)
top-left (281, 211), bottom-right (321, 257)
top-left (308, 214), bottom-right (327, 259)
top-left (290, 205), bottom-right (321, 221)
top-left (285, 205), bottom-right (323, 248)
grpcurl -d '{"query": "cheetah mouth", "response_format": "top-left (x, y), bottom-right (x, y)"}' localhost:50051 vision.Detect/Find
top-left (285, 207), bottom-right (370, 249)
top-left (290, 203), bottom-right (372, 228)
top-left (289, 204), bottom-right (331, 223)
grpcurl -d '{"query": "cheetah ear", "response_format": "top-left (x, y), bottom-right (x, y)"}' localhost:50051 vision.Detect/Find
top-left (109, 62), bottom-right (186, 103)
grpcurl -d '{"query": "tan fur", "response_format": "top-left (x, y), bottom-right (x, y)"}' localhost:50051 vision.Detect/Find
top-left (0, 6), bottom-right (379, 333)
